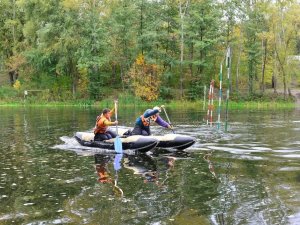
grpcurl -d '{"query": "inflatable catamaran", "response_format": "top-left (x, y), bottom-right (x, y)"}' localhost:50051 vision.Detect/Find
top-left (75, 132), bottom-right (158, 153)
top-left (75, 130), bottom-right (195, 152)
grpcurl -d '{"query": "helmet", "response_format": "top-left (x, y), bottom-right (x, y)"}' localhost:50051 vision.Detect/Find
top-left (153, 106), bottom-right (161, 112)
top-left (144, 109), bottom-right (152, 114)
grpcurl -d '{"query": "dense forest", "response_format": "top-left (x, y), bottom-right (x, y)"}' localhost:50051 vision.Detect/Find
top-left (0, 0), bottom-right (299, 102)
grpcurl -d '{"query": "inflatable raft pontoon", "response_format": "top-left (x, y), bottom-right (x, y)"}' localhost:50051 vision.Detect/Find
top-left (75, 132), bottom-right (158, 153)
top-left (75, 131), bottom-right (195, 152)
top-left (151, 134), bottom-right (196, 150)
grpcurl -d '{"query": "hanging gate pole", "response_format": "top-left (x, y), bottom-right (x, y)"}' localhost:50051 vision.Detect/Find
top-left (206, 80), bottom-right (215, 127)
top-left (225, 47), bottom-right (231, 132)
top-left (210, 80), bottom-right (215, 127)
top-left (206, 83), bottom-right (212, 125)
top-left (217, 64), bottom-right (223, 130)
top-left (203, 85), bottom-right (207, 111)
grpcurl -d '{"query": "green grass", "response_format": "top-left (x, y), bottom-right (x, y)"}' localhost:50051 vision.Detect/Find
top-left (0, 99), bottom-right (295, 110)
top-left (0, 88), bottom-right (296, 109)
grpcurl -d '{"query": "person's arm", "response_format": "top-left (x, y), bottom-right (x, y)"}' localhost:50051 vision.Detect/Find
top-left (97, 118), bottom-right (116, 126)
top-left (155, 115), bottom-right (170, 128)
top-left (109, 107), bottom-right (115, 117)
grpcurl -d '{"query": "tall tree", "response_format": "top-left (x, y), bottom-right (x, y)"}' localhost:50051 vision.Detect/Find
top-left (0, 0), bottom-right (24, 85)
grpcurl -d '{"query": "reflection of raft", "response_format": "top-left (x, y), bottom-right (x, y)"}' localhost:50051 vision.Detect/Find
top-left (75, 132), bottom-right (158, 153)
top-left (151, 134), bottom-right (196, 150)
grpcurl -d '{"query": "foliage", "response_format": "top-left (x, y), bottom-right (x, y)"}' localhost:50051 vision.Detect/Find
top-left (127, 54), bottom-right (162, 101)
top-left (13, 80), bottom-right (21, 90)
top-left (0, 86), bottom-right (19, 100)
top-left (0, 0), bottom-right (299, 104)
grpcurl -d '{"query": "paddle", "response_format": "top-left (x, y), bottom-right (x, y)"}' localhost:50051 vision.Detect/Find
top-left (161, 105), bottom-right (175, 134)
top-left (113, 153), bottom-right (123, 197)
top-left (114, 100), bottom-right (123, 153)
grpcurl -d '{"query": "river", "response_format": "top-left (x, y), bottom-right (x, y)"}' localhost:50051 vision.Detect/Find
top-left (0, 106), bottom-right (299, 225)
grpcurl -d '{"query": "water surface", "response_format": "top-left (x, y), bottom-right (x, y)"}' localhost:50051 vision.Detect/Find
top-left (0, 106), bottom-right (299, 225)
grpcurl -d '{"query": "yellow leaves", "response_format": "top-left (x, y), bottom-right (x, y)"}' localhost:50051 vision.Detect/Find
top-left (133, 76), bottom-right (160, 102)
top-left (6, 54), bottom-right (26, 71)
top-left (13, 80), bottom-right (21, 90)
top-left (62, 0), bottom-right (80, 10)
top-left (135, 54), bottom-right (145, 66)
top-left (127, 54), bottom-right (162, 102)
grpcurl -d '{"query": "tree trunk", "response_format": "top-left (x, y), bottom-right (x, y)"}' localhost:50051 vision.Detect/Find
top-left (120, 65), bottom-right (125, 91)
top-left (273, 51), bottom-right (277, 94)
top-left (112, 63), bottom-right (116, 84)
top-left (261, 38), bottom-right (267, 93)
top-left (179, 1), bottom-right (189, 99)
top-left (12, 0), bottom-right (16, 45)
top-left (140, 0), bottom-right (144, 54)
top-left (236, 44), bottom-right (242, 93)
top-left (189, 42), bottom-right (194, 77)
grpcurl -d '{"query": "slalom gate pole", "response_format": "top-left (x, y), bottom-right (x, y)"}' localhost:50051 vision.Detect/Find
top-left (203, 85), bottom-right (207, 111)
top-left (217, 64), bottom-right (223, 130)
top-left (210, 80), bottom-right (215, 127)
top-left (206, 80), bottom-right (215, 127)
top-left (206, 83), bottom-right (212, 125)
top-left (225, 47), bottom-right (231, 132)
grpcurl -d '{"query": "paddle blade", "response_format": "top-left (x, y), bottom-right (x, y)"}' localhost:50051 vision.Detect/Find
top-left (113, 153), bottom-right (123, 171)
top-left (114, 136), bottom-right (123, 153)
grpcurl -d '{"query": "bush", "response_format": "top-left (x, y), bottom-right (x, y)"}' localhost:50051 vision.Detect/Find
top-left (0, 86), bottom-right (19, 100)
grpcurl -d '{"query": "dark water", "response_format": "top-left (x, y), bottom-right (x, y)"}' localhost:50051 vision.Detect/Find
top-left (0, 106), bottom-right (299, 225)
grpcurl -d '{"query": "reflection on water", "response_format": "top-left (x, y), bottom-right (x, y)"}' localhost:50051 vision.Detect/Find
top-left (94, 154), bottom-right (124, 197)
top-left (0, 107), bottom-right (299, 224)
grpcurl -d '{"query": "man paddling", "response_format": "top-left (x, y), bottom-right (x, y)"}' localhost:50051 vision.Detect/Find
top-left (131, 106), bottom-right (173, 136)
top-left (94, 102), bottom-right (118, 141)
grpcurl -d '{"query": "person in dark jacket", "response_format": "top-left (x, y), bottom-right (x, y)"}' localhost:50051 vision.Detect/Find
top-left (131, 106), bottom-right (172, 136)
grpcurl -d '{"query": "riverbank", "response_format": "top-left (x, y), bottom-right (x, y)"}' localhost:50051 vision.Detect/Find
top-left (0, 97), bottom-right (296, 110)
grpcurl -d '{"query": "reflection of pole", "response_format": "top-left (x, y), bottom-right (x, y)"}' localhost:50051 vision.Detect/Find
top-left (203, 153), bottom-right (217, 179)
top-left (113, 154), bottom-right (123, 197)
top-left (225, 47), bottom-right (231, 132)
top-left (217, 64), bottom-right (223, 130)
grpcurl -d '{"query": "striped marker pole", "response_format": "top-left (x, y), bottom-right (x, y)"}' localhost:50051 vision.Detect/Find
top-left (203, 85), bottom-right (207, 111)
top-left (206, 80), bottom-right (215, 127)
top-left (225, 47), bottom-right (231, 132)
top-left (206, 83), bottom-right (212, 125)
top-left (210, 80), bottom-right (215, 127)
top-left (217, 64), bottom-right (223, 130)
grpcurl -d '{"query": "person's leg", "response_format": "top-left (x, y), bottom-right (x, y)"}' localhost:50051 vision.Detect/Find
top-left (106, 133), bottom-right (112, 139)
top-left (141, 130), bottom-right (149, 136)
top-left (131, 125), bottom-right (142, 135)
top-left (107, 130), bottom-right (117, 138)
top-left (142, 126), bottom-right (151, 136)
top-left (94, 133), bottom-right (109, 141)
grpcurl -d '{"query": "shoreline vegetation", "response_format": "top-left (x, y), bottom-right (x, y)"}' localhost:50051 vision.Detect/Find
top-left (1, 1), bottom-right (300, 110)
top-left (0, 92), bottom-right (296, 110)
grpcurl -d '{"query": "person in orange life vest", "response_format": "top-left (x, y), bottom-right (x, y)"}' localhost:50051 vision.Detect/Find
top-left (95, 155), bottom-right (113, 184)
top-left (131, 106), bottom-right (172, 136)
top-left (94, 107), bottom-right (118, 141)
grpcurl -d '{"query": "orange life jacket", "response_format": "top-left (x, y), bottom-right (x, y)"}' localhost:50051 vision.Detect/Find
top-left (96, 165), bottom-right (111, 183)
top-left (94, 115), bottom-right (109, 134)
top-left (141, 115), bottom-right (157, 126)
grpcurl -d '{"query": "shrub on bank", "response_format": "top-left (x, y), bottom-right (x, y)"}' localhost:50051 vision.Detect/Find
top-left (0, 85), bottom-right (297, 109)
